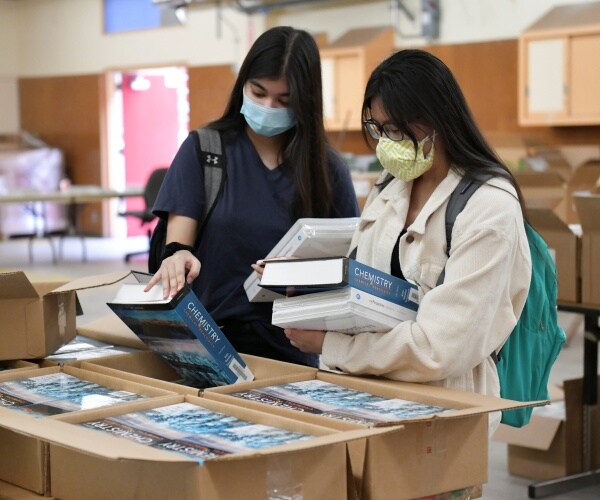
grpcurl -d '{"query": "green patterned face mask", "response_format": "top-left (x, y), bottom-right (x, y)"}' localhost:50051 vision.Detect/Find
top-left (376, 133), bottom-right (436, 181)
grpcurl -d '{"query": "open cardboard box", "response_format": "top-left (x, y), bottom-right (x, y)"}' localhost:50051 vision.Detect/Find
top-left (565, 160), bottom-right (600, 225)
top-left (0, 270), bottom-right (144, 361)
top-left (80, 351), bottom-right (318, 397)
top-left (0, 392), bottom-right (383, 500)
top-left (0, 272), bottom-right (78, 361)
top-left (573, 191), bottom-right (600, 306)
top-left (0, 364), bottom-right (175, 494)
top-left (527, 208), bottom-right (580, 304)
top-left (515, 171), bottom-right (568, 222)
top-left (0, 360), bottom-right (39, 374)
top-left (77, 313), bottom-right (147, 350)
top-left (0, 479), bottom-right (50, 499)
top-left (494, 377), bottom-right (600, 480)
top-left (203, 370), bottom-right (538, 499)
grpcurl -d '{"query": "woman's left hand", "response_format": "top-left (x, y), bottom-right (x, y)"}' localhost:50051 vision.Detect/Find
top-left (284, 328), bottom-right (326, 354)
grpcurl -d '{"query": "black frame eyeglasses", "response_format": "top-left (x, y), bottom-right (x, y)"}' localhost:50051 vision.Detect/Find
top-left (362, 119), bottom-right (406, 141)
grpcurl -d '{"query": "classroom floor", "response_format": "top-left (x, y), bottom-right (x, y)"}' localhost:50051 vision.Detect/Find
top-left (1, 234), bottom-right (599, 500)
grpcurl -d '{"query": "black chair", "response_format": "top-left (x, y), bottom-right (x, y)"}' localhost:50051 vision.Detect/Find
top-left (119, 167), bottom-right (168, 262)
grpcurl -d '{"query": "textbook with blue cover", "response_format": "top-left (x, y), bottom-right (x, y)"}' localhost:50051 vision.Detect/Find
top-left (263, 257), bottom-right (420, 333)
top-left (80, 401), bottom-right (313, 463)
top-left (107, 284), bottom-right (254, 388)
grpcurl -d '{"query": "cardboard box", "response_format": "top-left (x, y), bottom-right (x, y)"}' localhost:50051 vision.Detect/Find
top-left (0, 479), bottom-right (51, 499)
top-left (527, 208), bottom-right (580, 303)
top-left (0, 365), bottom-right (175, 494)
top-left (0, 360), bottom-right (39, 374)
top-left (493, 398), bottom-right (566, 480)
top-left (515, 171), bottom-right (568, 222)
top-left (0, 393), bottom-right (377, 500)
top-left (0, 272), bottom-right (78, 361)
top-left (81, 351), bottom-right (317, 397)
top-left (566, 160), bottom-right (600, 225)
top-left (574, 192), bottom-right (600, 306)
top-left (0, 270), bottom-right (138, 361)
top-left (494, 377), bottom-right (600, 480)
top-left (77, 313), bottom-right (147, 349)
top-left (204, 371), bottom-right (537, 499)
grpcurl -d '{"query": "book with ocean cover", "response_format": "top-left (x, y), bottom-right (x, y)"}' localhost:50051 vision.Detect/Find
top-left (80, 402), bottom-right (313, 463)
top-left (0, 372), bottom-right (148, 417)
top-left (230, 380), bottom-right (451, 426)
top-left (107, 283), bottom-right (254, 389)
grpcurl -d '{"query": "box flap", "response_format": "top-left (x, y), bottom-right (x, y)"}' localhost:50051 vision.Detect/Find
top-left (574, 192), bottom-right (600, 232)
top-left (77, 314), bottom-right (152, 349)
top-left (570, 160), bottom-right (600, 187)
top-left (50, 271), bottom-right (134, 294)
top-left (492, 411), bottom-right (562, 450)
top-left (515, 171), bottom-right (565, 187)
top-left (527, 208), bottom-right (572, 233)
top-left (0, 272), bottom-right (39, 300)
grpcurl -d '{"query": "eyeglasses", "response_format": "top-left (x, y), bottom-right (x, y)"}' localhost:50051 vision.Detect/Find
top-left (362, 119), bottom-right (406, 141)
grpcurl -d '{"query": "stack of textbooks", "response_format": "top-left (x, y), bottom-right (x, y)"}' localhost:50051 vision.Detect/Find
top-left (229, 380), bottom-right (451, 426)
top-left (260, 257), bottom-right (420, 334)
top-left (0, 372), bottom-right (148, 417)
top-left (107, 282), bottom-right (254, 389)
top-left (80, 402), bottom-right (314, 463)
top-left (244, 217), bottom-right (359, 302)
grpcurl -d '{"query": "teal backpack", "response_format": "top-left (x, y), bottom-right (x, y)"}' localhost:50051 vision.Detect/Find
top-left (439, 174), bottom-right (566, 427)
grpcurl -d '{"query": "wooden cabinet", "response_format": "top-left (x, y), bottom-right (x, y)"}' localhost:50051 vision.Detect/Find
top-left (320, 27), bottom-right (394, 131)
top-left (519, 3), bottom-right (600, 126)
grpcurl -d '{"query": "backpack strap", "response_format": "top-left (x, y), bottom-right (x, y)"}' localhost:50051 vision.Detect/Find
top-left (437, 172), bottom-right (499, 361)
top-left (436, 174), bottom-right (492, 286)
top-left (192, 127), bottom-right (227, 242)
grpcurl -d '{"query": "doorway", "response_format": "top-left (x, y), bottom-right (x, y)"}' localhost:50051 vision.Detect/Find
top-left (104, 66), bottom-right (189, 238)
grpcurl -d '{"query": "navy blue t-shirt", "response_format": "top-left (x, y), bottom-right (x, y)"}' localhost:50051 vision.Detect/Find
top-left (153, 129), bottom-right (359, 363)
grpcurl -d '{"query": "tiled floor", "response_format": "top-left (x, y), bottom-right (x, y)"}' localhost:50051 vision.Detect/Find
top-left (1, 235), bottom-right (599, 499)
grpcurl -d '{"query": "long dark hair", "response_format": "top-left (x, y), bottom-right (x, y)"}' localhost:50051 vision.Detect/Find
top-left (208, 26), bottom-right (333, 219)
top-left (362, 49), bottom-right (526, 214)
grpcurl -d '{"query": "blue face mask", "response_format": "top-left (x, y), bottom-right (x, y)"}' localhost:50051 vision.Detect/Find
top-left (240, 92), bottom-right (296, 137)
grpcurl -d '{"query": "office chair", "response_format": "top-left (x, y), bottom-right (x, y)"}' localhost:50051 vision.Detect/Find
top-left (119, 167), bottom-right (168, 262)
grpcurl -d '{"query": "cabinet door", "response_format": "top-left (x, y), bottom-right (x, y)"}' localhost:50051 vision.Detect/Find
top-left (322, 53), bottom-right (364, 131)
top-left (525, 38), bottom-right (568, 119)
top-left (569, 34), bottom-right (600, 119)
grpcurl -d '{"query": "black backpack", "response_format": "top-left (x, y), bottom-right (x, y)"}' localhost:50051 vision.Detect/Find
top-left (148, 127), bottom-right (226, 274)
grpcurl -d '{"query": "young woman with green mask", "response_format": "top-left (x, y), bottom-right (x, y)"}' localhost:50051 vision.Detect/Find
top-left (284, 49), bottom-right (532, 431)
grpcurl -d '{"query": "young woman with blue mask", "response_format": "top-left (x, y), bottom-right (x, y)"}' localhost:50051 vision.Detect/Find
top-left (147, 26), bottom-right (359, 367)
top-left (284, 49), bottom-right (532, 428)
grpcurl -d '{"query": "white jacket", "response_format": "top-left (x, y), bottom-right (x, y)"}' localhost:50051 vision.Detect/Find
top-left (322, 168), bottom-right (531, 405)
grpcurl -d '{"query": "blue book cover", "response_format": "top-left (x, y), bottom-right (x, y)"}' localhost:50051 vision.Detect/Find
top-left (260, 257), bottom-right (419, 311)
top-left (107, 284), bottom-right (254, 388)
top-left (0, 372), bottom-right (148, 417)
top-left (231, 380), bottom-right (450, 425)
top-left (80, 402), bottom-right (313, 464)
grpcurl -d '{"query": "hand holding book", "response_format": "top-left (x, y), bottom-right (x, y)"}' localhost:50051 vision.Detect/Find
top-left (284, 328), bottom-right (325, 354)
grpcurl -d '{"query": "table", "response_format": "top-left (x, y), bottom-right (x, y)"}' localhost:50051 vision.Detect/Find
top-left (528, 302), bottom-right (600, 498)
top-left (0, 185), bottom-right (143, 262)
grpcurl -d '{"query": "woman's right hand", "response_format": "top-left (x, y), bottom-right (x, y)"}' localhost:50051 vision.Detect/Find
top-left (144, 250), bottom-right (201, 299)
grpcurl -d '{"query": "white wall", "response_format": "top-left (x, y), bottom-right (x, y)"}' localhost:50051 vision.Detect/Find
top-left (1, 0), bottom-right (598, 133)
top-left (270, 0), bottom-right (598, 45)
top-left (0, 0), bottom-right (20, 133)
